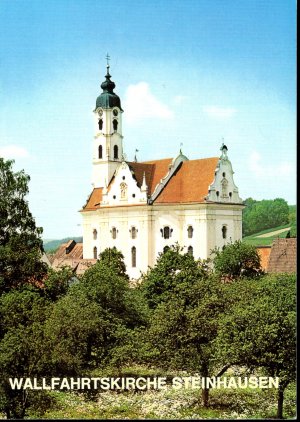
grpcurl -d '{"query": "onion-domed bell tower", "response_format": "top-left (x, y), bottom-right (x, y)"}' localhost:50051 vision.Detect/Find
top-left (92, 58), bottom-right (124, 188)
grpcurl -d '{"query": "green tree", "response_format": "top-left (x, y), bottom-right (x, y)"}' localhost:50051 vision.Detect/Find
top-left (216, 274), bottom-right (296, 419)
top-left (212, 240), bottom-right (263, 280)
top-left (144, 274), bottom-right (229, 406)
top-left (0, 158), bottom-right (46, 293)
top-left (242, 197), bottom-right (289, 236)
top-left (0, 287), bottom-right (50, 419)
top-left (140, 244), bottom-right (209, 309)
top-left (139, 246), bottom-right (227, 406)
top-left (44, 248), bottom-right (147, 373)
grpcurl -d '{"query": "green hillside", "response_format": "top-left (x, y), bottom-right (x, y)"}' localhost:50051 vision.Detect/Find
top-left (242, 224), bottom-right (291, 246)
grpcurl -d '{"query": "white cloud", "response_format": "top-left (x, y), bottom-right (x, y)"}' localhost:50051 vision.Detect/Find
top-left (123, 82), bottom-right (173, 124)
top-left (0, 144), bottom-right (30, 159)
top-left (249, 150), bottom-right (294, 178)
top-left (202, 105), bottom-right (237, 120)
top-left (173, 95), bottom-right (188, 105)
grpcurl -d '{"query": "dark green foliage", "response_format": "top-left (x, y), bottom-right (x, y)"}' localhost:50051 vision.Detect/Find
top-left (242, 197), bottom-right (289, 236)
top-left (44, 248), bottom-right (146, 374)
top-left (212, 240), bottom-right (263, 280)
top-left (0, 287), bottom-right (51, 419)
top-left (42, 266), bottom-right (73, 301)
top-left (0, 158), bottom-right (46, 293)
top-left (140, 244), bottom-right (209, 309)
top-left (98, 247), bottom-right (129, 279)
top-left (216, 274), bottom-right (296, 419)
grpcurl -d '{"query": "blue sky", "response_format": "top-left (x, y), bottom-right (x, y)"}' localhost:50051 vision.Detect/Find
top-left (0, 0), bottom-right (296, 239)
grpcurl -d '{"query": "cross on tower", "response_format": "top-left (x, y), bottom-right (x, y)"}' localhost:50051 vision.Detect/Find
top-left (106, 53), bottom-right (110, 66)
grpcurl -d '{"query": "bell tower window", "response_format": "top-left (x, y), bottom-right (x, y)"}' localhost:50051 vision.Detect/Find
top-left (98, 119), bottom-right (103, 130)
top-left (188, 246), bottom-right (193, 256)
top-left (93, 246), bottom-right (98, 259)
top-left (114, 145), bottom-right (119, 159)
top-left (163, 226), bottom-right (170, 239)
top-left (98, 145), bottom-right (103, 159)
top-left (113, 119), bottom-right (118, 132)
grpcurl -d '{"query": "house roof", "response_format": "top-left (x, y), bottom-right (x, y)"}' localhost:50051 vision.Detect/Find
top-left (82, 156), bottom-right (220, 211)
top-left (154, 157), bottom-right (219, 204)
top-left (267, 238), bottom-right (297, 273)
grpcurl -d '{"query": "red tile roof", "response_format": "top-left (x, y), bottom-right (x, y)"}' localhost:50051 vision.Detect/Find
top-left (82, 156), bottom-right (219, 210)
top-left (154, 157), bottom-right (219, 204)
top-left (267, 238), bottom-right (297, 273)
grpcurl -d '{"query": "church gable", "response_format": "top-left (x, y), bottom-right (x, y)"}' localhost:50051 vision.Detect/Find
top-left (206, 144), bottom-right (243, 204)
top-left (101, 161), bottom-right (147, 206)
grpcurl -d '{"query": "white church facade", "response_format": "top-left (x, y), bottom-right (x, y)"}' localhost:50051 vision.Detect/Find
top-left (80, 64), bottom-right (244, 279)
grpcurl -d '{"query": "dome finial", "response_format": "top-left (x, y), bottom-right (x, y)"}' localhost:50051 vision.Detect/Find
top-left (105, 53), bottom-right (111, 75)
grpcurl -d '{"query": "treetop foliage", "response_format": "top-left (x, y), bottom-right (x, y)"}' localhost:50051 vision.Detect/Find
top-left (0, 158), bottom-right (46, 293)
top-left (212, 240), bottom-right (263, 280)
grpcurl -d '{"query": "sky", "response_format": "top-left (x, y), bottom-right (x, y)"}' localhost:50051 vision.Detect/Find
top-left (0, 0), bottom-right (296, 239)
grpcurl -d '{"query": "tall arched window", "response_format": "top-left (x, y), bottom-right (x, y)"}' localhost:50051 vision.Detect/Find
top-left (163, 226), bottom-right (170, 239)
top-left (113, 145), bottom-right (119, 159)
top-left (93, 229), bottom-right (97, 240)
top-left (93, 246), bottom-right (98, 259)
top-left (131, 246), bottom-right (136, 268)
top-left (113, 119), bottom-right (118, 132)
top-left (112, 227), bottom-right (117, 239)
top-left (188, 246), bottom-right (193, 256)
top-left (222, 225), bottom-right (227, 239)
top-left (98, 119), bottom-right (103, 130)
top-left (98, 145), bottom-right (103, 159)
top-left (187, 225), bottom-right (193, 238)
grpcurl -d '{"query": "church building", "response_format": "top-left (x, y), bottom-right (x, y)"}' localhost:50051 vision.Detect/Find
top-left (80, 63), bottom-right (244, 279)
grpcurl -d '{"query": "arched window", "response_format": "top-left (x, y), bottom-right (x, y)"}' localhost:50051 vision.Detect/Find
top-left (93, 246), bottom-right (98, 259)
top-left (131, 226), bottom-right (137, 239)
top-left (222, 225), bottom-right (227, 239)
top-left (187, 225), bottom-right (193, 238)
top-left (98, 145), bottom-right (103, 159)
top-left (113, 145), bottom-right (119, 159)
top-left (98, 119), bottom-right (103, 130)
top-left (188, 246), bottom-right (193, 256)
top-left (131, 246), bottom-right (136, 268)
top-left (113, 119), bottom-right (118, 132)
top-left (93, 229), bottom-right (97, 240)
top-left (163, 226), bottom-right (170, 239)
top-left (112, 227), bottom-right (117, 239)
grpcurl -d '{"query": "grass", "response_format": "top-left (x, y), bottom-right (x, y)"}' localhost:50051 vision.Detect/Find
top-left (26, 375), bottom-right (296, 420)
top-left (242, 224), bottom-right (291, 246)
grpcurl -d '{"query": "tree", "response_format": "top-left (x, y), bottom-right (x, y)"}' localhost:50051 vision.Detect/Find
top-left (242, 197), bottom-right (289, 236)
top-left (216, 274), bottom-right (296, 419)
top-left (44, 248), bottom-right (147, 373)
top-left (0, 158), bottom-right (46, 293)
top-left (0, 287), bottom-right (50, 419)
top-left (212, 240), bottom-right (263, 280)
top-left (139, 245), bottom-right (227, 406)
top-left (140, 244), bottom-right (209, 309)
top-left (144, 274), bottom-right (229, 407)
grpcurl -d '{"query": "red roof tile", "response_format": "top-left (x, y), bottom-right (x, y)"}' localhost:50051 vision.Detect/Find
top-left (267, 238), bottom-right (297, 273)
top-left (155, 157), bottom-right (219, 204)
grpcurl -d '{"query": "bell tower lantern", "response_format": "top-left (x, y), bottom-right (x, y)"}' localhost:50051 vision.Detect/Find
top-left (92, 56), bottom-right (124, 188)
